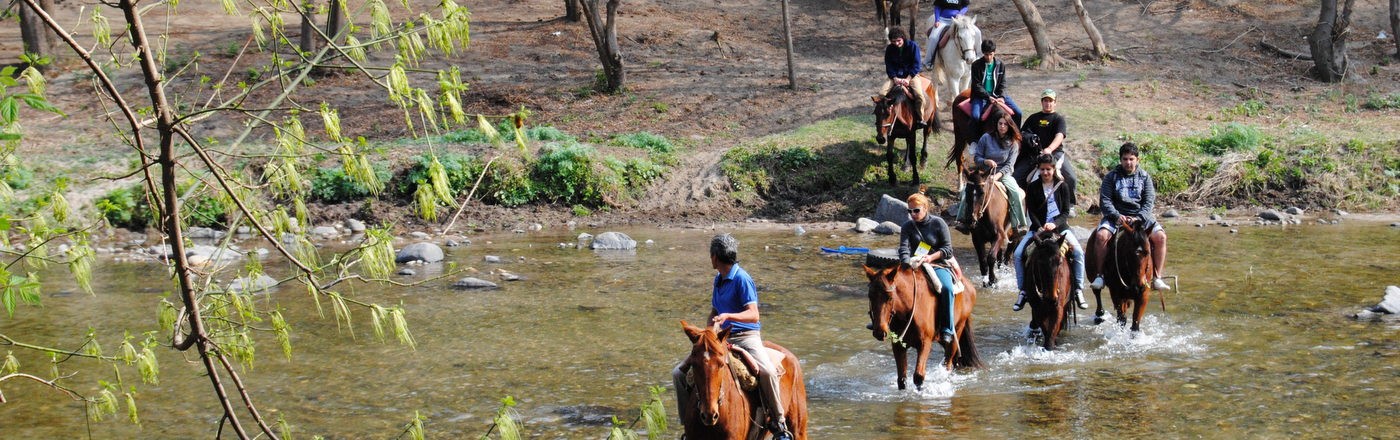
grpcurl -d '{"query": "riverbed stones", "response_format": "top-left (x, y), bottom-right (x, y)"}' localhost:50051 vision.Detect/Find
top-left (452, 277), bottom-right (499, 290)
top-left (310, 226), bottom-right (339, 237)
top-left (346, 219), bottom-right (367, 232)
top-left (186, 244), bottom-right (242, 264)
top-left (398, 268), bottom-right (416, 276)
top-left (873, 221), bottom-right (901, 235)
top-left (484, 255), bottom-right (502, 263)
top-left (529, 223), bottom-right (543, 231)
top-left (499, 270), bottom-right (524, 281)
top-left (396, 242), bottom-right (444, 263)
top-left (1209, 213), bottom-right (1222, 221)
top-left (228, 275), bottom-right (278, 294)
top-left (187, 227), bottom-right (226, 239)
top-left (854, 218), bottom-right (879, 233)
top-left (409, 231), bottom-right (431, 240)
top-left (1285, 206), bottom-right (1304, 215)
top-left (577, 232), bottom-right (593, 248)
top-left (873, 194), bottom-right (910, 224)
top-left (794, 226), bottom-right (806, 236)
top-left (1379, 286), bottom-right (1400, 314)
top-left (1162, 209), bottom-right (1180, 218)
top-left (591, 232), bottom-right (637, 250)
top-left (1258, 210), bottom-right (1283, 221)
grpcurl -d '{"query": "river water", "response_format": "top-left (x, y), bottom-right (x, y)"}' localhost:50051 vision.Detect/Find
top-left (2, 220), bottom-right (1396, 439)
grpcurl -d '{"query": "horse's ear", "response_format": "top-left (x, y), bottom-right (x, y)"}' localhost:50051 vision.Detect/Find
top-left (863, 265), bottom-right (880, 279)
top-left (681, 320), bottom-right (704, 343)
top-left (716, 326), bottom-right (731, 342)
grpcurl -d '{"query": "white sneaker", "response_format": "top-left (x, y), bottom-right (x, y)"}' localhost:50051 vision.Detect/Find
top-left (1089, 276), bottom-right (1104, 290)
top-left (1152, 277), bottom-right (1171, 291)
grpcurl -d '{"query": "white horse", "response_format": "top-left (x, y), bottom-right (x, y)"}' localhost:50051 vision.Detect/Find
top-left (921, 14), bottom-right (982, 109)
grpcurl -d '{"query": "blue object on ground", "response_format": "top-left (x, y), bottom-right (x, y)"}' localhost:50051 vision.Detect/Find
top-left (820, 246), bottom-right (870, 255)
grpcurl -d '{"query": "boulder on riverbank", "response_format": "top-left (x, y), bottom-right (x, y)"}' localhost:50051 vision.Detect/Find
top-left (396, 242), bottom-right (444, 263)
top-left (590, 232), bottom-right (637, 250)
top-left (1351, 286), bottom-right (1400, 321)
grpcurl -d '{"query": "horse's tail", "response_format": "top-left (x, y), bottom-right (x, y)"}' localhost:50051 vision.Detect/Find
top-left (955, 317), bottom-right (984, 369)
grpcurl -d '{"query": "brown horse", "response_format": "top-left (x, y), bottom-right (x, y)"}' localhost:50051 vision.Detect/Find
top-left (678, 321), bottom-right (808, 440)
top-left (876, 0), bottom-right (919, 41)
top-left (872, 83), bottom-right (937, 186)
top-left (863, 264), bottom-right (983, 390)
top-left (1023, 230), bottom-right (1073, 350)
top-left (1086, 221), bottom-right (1155, 331)
top-left (945, 90), bottom-right (1015, 174)
top-left (963, 161), bottom-right (1020, 287)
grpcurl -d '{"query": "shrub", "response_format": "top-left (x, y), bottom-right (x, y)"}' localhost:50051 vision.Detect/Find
top-left (396, 152), bottom-right (482, 197)
top-left (442, 124), bottom-right (574, 144)
top-left (184, 192), bottom-right (229, 228)
top-left (1194, 123), bottom-right (1262, 156)
top-left (310, 164), bottom-right (391, 203)
top-left (483, 157), bottom-right (535, 207)
top-left (532, 143), bottom-right (620, 206)
top-left (611, 132), bottom-right (674, 154)
top-left (1, 162), bottom-right (33, 190)
top-left (1362, 92), bottom-right (1400, 110)
top-left (95, 185), bottom-right (155, 230)
top-left (526, 126), bottom-right (574, 142)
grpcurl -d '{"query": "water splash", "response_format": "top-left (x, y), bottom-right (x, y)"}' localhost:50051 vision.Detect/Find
top-left (807, 351), bottom-right (979, 401)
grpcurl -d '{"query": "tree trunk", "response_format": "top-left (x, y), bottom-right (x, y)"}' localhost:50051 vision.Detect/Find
top-left (1309, 0), bottom-right (1355, 82)
top-left (781, 0), bottom-right (797, 89)
top-left (326, 0), bottom-right (345, 41)
top-left (18, 0), bottom-right (51, 70)
top-left (1009, 0), bottom-right (1063, 69)
top-left (1070, 0), bottom-right (1110, 60)
top-left (300, 0), bottom-right (317, 54)
top-left (565, 0), bottom-right (581, 22)
top-left (580, 0), bottom-right (624, 93)
top-left (1390, 0), bottom-right (1398, 59)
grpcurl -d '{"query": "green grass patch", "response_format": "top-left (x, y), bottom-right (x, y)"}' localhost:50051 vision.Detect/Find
top-left (310, 164), bottom-right (392, 203)
top-left (610, 132), bottom-right (674, 154)
top-left (1362, 92), bottom-right (1400, 110)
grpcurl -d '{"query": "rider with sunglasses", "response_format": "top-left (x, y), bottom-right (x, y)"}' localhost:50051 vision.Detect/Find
top-left (897, 192), bottom-right (958, 344)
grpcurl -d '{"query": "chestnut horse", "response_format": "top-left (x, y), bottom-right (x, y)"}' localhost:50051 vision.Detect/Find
top-left (1086, 221), bottom-right (1155, 331)
top-left (678, 321), bottom-right (808, 440)
top-left (872, 84), bottom-right (937, 186)
top-left (963, 161), bottom-right (1019, 287)
top-left (1023, 230), bottom-right (1073, 350)
top-left (864, 264), bottom-right (983, 390)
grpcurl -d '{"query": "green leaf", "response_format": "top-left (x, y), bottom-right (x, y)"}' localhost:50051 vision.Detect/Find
top-left (0, 66), bottom-right (16, 78)
top-left (19, 94), bottom-right (64, 115)
top-left (0, 133), bottom-right (18, 141)
top-left (0, 96), bottom-right (17, 125)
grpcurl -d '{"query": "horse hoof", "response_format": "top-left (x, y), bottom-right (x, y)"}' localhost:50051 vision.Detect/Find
top-left (1092, 316), bottom-right (1106, 325)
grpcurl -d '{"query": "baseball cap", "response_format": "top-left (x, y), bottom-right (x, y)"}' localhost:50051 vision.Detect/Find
top-left (1041, 89), bottom-right (1056, 100)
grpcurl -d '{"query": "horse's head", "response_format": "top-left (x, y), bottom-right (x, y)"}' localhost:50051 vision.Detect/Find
top-left (872, 88), bottom-right (913, 144)
top-left (950, 15), bottom-right (982, 64)
top-left (863, 265), bottom-right (902, 341)
top-left (681, 320), bottom-right (732, 426)
top-left (1116, 221), bottom-right (1155, 284)
top-left (1027, 230), bottom-right (1068, 301)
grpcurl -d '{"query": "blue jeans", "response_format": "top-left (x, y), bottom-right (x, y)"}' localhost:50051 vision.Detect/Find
top-left (922, 265), bottom-right (956, 336)
top-left (1013, 229), bottom-right (1085, 296)
top-left (971, 95), bottom-right (1022, 123)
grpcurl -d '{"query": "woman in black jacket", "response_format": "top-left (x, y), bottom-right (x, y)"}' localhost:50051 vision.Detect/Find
top-left (1012, 154), bottom-right (1086, 311)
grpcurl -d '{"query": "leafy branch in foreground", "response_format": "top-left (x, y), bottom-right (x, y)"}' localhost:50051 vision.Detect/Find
top-left (1, 0), bottom-right (479, 438)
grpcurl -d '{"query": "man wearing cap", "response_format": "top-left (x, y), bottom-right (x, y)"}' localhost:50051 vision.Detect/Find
top-left (1018, 88), bottom-right (1078, 214)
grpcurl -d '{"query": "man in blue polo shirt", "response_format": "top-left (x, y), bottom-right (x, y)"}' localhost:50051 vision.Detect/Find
top-left (672, 234), bottom-right (793, 440)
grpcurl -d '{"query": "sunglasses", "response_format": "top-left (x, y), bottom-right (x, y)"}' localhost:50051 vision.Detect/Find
top-left (907, 208), bottom-right (922, 214)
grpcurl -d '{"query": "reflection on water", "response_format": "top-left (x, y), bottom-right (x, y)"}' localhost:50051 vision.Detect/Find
top-left (1, 222), bottom-right (1396, 438)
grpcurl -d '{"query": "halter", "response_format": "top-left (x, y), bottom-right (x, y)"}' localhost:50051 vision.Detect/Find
top-left (948, 18), bottom-right (976, 62)
top-left (688, 336), bottom-right (767, 434)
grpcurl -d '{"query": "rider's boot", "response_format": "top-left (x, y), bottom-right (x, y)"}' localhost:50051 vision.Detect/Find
top-left (1012, 291), bottom-right (1027, 311)
top-left (1152, 277), bottom-right (1171, 291)
top-left (770, 420), bottom-right (794, 440)
top-left (1073, 288), bottom-right (1088, 309)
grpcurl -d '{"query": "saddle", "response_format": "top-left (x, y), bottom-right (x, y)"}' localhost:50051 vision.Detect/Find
top-left (684, 346), bottom-right (788, 393)
top-left (919, 261), bottom-right (965, 296)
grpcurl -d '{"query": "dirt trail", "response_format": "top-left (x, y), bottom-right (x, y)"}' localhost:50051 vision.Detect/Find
top-left (2, 0), bottom-right (1396, 229)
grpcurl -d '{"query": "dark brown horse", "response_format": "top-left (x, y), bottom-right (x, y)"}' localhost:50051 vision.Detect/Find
top-left (678, 321), bottom-right (808, 440)
top-left (945, 90), bottom-right (1015, 174)
top-left (864, 264), bottom-right (983, 390)
top-left (1086, 221), bottom-right (1155, 331)
top-left (872, 83), bottom-right (937, 186)
top-left (876, 0), bottom-right (919, 41)
top-left (963, 161), bottom-right (1020, 287)
top-left (1023, 230), bottom-right (1073, 350)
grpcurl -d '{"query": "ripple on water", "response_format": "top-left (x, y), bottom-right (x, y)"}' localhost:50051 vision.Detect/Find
top-left (807, 351), bottom-right (980, 401)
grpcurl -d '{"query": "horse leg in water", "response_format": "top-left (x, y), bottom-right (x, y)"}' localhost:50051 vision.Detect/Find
top-left (1131, 288), bottom-right (1148, 332)
top-left (913, 337), bottom-right (933, 389)
top-left (1087, 232), bottom-right (1109, 324)
top-left (972, 235), bottom-right (991, 286)
top-left (892, 341), bottom-right (909, 390)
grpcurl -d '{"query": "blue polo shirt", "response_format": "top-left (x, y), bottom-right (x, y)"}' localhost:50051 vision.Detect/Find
top-left (712, 264), bottom-right (760, 332)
